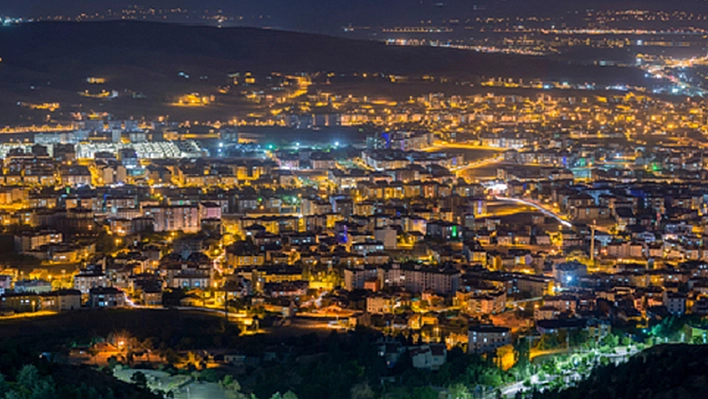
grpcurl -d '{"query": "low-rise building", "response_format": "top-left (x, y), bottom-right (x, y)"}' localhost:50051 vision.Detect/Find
top-left (409, 343), bottom-right (447, 370)
top-left (88, 287), bottom-right (126, 308)
top-left (467, 324), bottom-right (511, 354)
top-left (41, 289), bottom-right (82, 311)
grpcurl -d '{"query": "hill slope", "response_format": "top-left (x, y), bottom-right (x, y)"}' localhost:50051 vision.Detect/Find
top-left (0, 21), bottom-right (642, 80)
top-left (0, 21), bottom-right (644, 123)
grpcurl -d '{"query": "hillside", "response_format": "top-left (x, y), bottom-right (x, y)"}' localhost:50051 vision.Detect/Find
top-left (0, 21), bottom-right (642, 78)
top-left (0, 21), bottom-right (644, 123)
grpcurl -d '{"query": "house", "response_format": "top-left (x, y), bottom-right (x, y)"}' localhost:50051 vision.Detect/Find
top-left (41, 289), bottom-right (82, 311)
top-left (14, 230), bottom-right (63, 252)
top-left (220, 353), bottom-right (247, 367)
top-left (465, 291), bottom-right (507, 315)
top-left (664, 291), bottom-right (686, 315)
top-left (409, 344), bottom-right (447, 370)
top-left (377, 339), bottom-right (406, 368)
top-left (172, 271), bottom-right (211, 290)
top-left (138, 281), bottom-right (164, 306)
top-left (542, 295), bottom-right (578, 314)
top-left (73, 267), bottom-right (108, 295)
top-left (14, 279), bottom-right (53, 294)
top-left (534, 305), bottom-right (561, 321)
top-left (0, 275), bottom-right (11, 295)
top-left (467, 324), bottom-right (511, 354)
top-left (367, 295), bottom-right (397, 314)
top-left (88, 287), bottom-right (126, 308)
top-left (0, 292), bottom-right (40, 313)
top-left (586, 321), bottom-right (611, 343)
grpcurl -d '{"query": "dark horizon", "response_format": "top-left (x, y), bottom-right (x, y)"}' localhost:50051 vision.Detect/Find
top-left (5, 0), bottom-right (708, 34)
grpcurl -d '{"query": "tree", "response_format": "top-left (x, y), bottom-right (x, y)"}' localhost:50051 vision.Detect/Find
top-left (87, 346), bottom-right (100, 366)
top-left (130, 371), bottom-right (148, 390)
top-left (17, 364), bottom-right (41, 388)
top-left (538, 371), bottom-right (547, 382)
top-left (479, 368), bottom-right (504, 387)
top-left (199, 369), bottom-right (219, 383)
top-left (107, 356), bottom-right (120, 370)
top-left (600, 333), bottom-right (619, 348)
top-left (283, 392), bottom-right (298, 399)
top-left (221, 375), bottom-right (248, 399)
top-left (621, 335), bottom-right (632, 347)
top-left (447, 383), bottom-right (472, 399)
top-left (222, 375), bottom-right (239, 390)
top-left (645, 336), bottom-right (655, 347)
top-left (0, 373), bottom-right (7, 397)
top-left (350, 382), bottom-right (375, 399)
top-left (13, 365), bottom-right (56, 399)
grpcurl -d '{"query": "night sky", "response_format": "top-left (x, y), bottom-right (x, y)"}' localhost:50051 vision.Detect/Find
top-left (2, 0), bottom-right (708, 34)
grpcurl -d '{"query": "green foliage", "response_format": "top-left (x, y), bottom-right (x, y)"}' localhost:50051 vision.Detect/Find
top-left (537, 371), bottom-right (547, 382)
top-left (649, 315), bottom-right (692, 341)
top-left (130, 371), bottom-right (148, 390)
top-left (0, 362), bottom-right (155, 399)
top-left (600, 333), bottom-right (619, 348)
top-left (4, 365), bottom-right (54, 399)
top-left (349, 382), bottom-right (375, 399)
top-left (0, 312), bottom-right (521, 399)
top-left (199, 368), bottom-right (220, 383)
top-left (568, 330), bottom-right (589, 348)
top-left (447, 383), bottom-right (472, 399)
top-left (0, 374), bottom-right (7, 397)
top-left (536, 333), bottom-right (562, 350)
top-left (536, 345), bottom-right (708, 399)
top-left (270, 392), bottom-right (298, 399)
top-left (386, 386), bottom-right (439, 399)
top-left (222, 375), bottom-right (239, 390)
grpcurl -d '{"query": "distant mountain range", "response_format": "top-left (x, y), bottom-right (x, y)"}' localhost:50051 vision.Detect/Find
top-left (0, 21), bottom-right (644, 123)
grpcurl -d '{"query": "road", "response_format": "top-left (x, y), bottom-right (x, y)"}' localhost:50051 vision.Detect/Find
top-left (421, 143), bottom-right (506, 176)
top-left (495, 196), bottom-right (573, 228)
top-left (452, 154), bottom-right (504, 173)
top-left (508, 297), bottom-right (543, 305)
top-left (423, 143), bottom-right (508, 152)
top-left (501, 376), bottom-right (539, 398)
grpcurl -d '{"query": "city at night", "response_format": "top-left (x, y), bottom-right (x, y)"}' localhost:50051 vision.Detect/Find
top-left (2, 1), bottom-right (708, 398)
